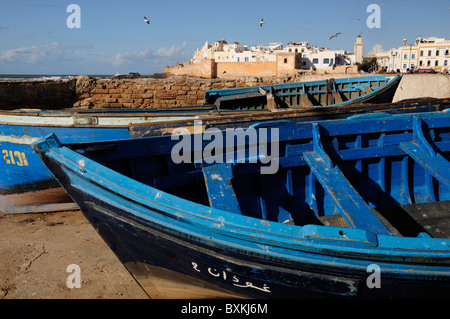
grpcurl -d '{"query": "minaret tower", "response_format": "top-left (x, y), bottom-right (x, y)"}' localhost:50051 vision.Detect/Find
top-left (354, 35), bottom-right (364, 64)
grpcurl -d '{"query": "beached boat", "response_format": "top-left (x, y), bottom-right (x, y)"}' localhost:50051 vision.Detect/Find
top-left (2, 98), bottom-right (449, 213)
top-left (33, 110), bottom-right (450, 298)
top-left (0, 106), bottom-right (217, 213)
top-left (204, 75), bottom-right (401, 109)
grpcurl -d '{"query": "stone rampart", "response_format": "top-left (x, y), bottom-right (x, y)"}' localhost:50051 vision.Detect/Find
top-left (215, 61), bottom-right (277, 78)
top-left (0, 79), bottom-right (78, 110)
top-left (0, 75), bottom-right (285, 109)
top-left (1, 74), bottom-right (448, 110)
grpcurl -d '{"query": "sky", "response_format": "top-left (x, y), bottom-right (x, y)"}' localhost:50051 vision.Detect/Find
top-left (0, 0), bottom-right (449, 75)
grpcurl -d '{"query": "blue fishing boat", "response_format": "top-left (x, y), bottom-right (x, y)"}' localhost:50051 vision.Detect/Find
top-left (2, 98), bottom-right (449, 213)
top-left (33, 110), bottom-right (450, 298)
top-left (204, 75), bottom-right (401, 109)
top-left (0, 106), bottom-right (215, 213)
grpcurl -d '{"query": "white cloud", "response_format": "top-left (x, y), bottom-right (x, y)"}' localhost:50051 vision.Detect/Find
top-left (0, 42), bottom-right (60, 64)
top-left (0, 42), bottom-right (94, 65)
top-left (107, 52), bottom-right (132, 67)
top-left (368, 44), bottom-right (384, 55)
top-left (103, 42), bottom-right (189, 67)
top-left (156, 42), bottom-right (187, 57)
top-left (135, 48), bottom-right (152, 58)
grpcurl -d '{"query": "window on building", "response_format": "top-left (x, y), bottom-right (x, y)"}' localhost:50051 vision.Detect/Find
top-left (284, 58), bottom-right (288, 64)
top-left (312, 58), bottom-right (319, 64)
top-left (436, 50), bottom-right (440, 56)
top-left (411, 64), bottom-right (415, 68)
top-left (323, 58), bottom-right (330, 64)
top-left (411, 54), bottom-right (415, 59)
top-left (419, 60), bottom-right (423, 66)
top-left (403, 64), bottom-right (407, 69)
top-left (420, 51), bottom-right (423, 56)
top-left (444, 60), bottom-right (448, 66)
top-left (428, 50), bottom-right (432, 56)
top-left (435, 60), bottom-right (439, 66)
top-left (404, 54), bottom-right (408, 59)
top-left (446, 50), bottom-right (449, 56)
top-left (427, 60), bottom-right (431, 66)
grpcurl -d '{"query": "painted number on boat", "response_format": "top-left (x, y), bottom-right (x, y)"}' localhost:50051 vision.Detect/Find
top-left (2, 150), bottom-right (29, 166)
top-left (191, 262), bottom-right (271, 293)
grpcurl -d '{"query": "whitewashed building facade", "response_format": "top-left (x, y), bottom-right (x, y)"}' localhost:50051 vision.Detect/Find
top-left (190, 39), bottom-right (355, 71)
top-left (375, 36), bottom-right (450, 73)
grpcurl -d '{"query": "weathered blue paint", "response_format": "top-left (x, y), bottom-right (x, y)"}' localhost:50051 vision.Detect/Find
top-left (202, 163), bottom-right (242, 215)
top-left (33, 110), bottom-right (450, 298)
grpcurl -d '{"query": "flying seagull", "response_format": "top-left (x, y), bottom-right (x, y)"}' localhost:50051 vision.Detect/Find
top-left (329, 32), bottom-right (341, 40)
top-left (144, 16), bottom-right (150, 24)
top-left (260, 19), bottom-right (265, 27)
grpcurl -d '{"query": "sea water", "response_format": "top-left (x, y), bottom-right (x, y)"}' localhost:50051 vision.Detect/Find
top-left (0, 74), bottom-right (113, 81)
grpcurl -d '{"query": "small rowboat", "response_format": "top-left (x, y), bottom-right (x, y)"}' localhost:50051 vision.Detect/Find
top-left (204, 75), bottom-right (401, 109)
top-left (33, 110), bottom-right (450, 298)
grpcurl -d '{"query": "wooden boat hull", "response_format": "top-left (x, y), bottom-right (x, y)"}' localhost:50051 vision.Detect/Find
top-left (33, 111), bottom-right (450, 298)
top-left (46, 192), bottom-right (450, 299)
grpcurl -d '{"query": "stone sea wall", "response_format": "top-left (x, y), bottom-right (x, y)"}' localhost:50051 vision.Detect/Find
top-left (0, 79), bottom-right (78, 110)
top-left (0, 74), bottom-right (449, 110)
top-left (0, 75), bottom-right (286, 110)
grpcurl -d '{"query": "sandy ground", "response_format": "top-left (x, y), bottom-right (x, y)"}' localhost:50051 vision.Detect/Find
top-left (0, 209), bottom-right (149, 299)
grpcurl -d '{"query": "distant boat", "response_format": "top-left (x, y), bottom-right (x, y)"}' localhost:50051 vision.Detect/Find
top-left (2, 98), bottom-right (449, 213)
top-left (33, 110), bottom-right (450, 298)
top-left (204, 75), bottom-right (401, 109)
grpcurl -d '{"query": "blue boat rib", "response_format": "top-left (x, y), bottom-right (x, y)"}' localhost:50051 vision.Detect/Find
top-left (400, 116), bottom-right (450, 189)
top-left (202, 163), bottom-right (242, 215)
top-left (303, 123), bottom-right (394, 236)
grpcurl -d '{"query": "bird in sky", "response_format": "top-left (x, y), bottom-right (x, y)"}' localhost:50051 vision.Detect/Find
top-left (260, 19), bottom-right (265, 27)
top-left (329, 32), bottom-right (341, 40)
top-left (144, 16), bottom-right (150, 24)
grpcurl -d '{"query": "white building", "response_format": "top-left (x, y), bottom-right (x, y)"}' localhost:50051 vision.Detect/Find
top-left (190, 39), bottom-right (355, 71)
top-left (374, 36), bottom-right (450, 73)
top-left (191, 40), bottom-right (279, 64)
top-left (414, 36), bottom-right (450, 72)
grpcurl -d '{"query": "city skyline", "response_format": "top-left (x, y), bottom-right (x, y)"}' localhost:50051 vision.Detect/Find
top-left (0, 0), bottom-right (449, 75)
